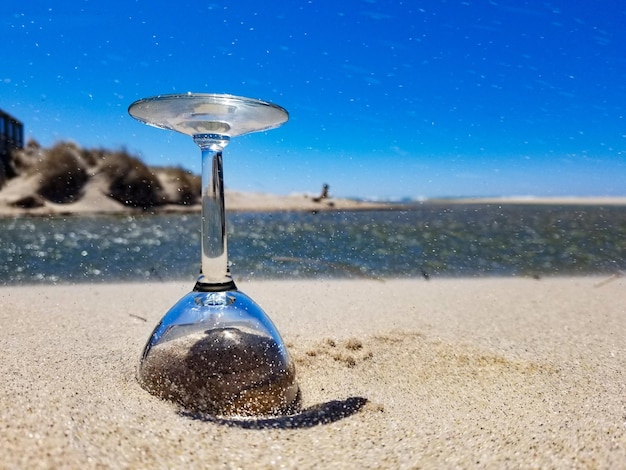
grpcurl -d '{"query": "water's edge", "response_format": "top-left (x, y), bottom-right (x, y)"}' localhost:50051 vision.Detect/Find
top-left (1, 205), bottom-right (624, 285)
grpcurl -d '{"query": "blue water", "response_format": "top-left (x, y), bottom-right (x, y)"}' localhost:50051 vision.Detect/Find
top-left (1, 205), bottom-right (625, 285)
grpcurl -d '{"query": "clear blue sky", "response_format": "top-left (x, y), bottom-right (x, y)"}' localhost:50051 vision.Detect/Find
top-left (2, 0), bottom-right (625, 199)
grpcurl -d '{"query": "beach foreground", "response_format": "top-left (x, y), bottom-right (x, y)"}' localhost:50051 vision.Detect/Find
top-left (1, 277), bottom-right (625, 468)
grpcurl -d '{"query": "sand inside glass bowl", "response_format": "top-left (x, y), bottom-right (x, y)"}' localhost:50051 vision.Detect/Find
top-left (139, 327), bottom-right (300, 417)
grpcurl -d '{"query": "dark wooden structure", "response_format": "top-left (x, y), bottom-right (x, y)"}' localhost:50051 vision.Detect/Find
top-left (0, 109), bottom-right (23, 178)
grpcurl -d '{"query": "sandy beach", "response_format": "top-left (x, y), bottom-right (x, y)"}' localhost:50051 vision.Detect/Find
top-left (2, 190), bottom-right (626, 218)
top-left (2, 140), bottom-right (625, 218)
top-left (0, 141), bottom-right (393, 217)
top-left (0, 187), bottom-right (391, 217)
top-left (1, 277), bottom-right (625, 468)
top-left (2, 141), bottom-right (625, 217)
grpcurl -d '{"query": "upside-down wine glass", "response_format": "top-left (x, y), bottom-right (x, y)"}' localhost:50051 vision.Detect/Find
top-left (128, 93), bottom-right (299, 418)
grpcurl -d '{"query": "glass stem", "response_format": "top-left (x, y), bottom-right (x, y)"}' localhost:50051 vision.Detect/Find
top-left (194, 143), bottom-right (235, 291)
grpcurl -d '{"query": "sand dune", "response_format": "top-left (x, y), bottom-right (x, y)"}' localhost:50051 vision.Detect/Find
top-left (0, 141), bottom-right (388, 216)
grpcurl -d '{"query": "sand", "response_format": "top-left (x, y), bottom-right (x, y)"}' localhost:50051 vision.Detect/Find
top-left (0, 180), bottom-right (390, 217)
top-left (2, 172), bottom-right (626, 219)
top-left (1, 277), bottom-right (625, 468)
top-left (139, 327), bottom-right (300, 417)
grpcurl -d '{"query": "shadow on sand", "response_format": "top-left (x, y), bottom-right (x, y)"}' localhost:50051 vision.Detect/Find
top-left (179, 396), bottom-right (368, 430)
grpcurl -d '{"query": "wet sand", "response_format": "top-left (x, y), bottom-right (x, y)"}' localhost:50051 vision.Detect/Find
top-left (1, 277), bottom-right (625, 468)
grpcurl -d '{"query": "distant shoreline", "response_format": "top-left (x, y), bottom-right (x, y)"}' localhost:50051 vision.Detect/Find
top-left (3, 141), bottom-right (624, 217)
top-left (424, 196), bottom-right (626, 206)
top-left (0, 190), bottom-right (395, 218)
top-left (1, 193), bottom-right (626, 218)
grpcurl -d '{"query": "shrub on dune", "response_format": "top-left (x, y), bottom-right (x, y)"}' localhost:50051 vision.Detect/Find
top-left (79, 147), bottom-right (106, 169)
top-left (2, 140), bottom-right (201, 210)
top-left (98, 150), bottom-right (163, 209)
top-left (153, 166), bottom-right (201, 205)
top-left (32, 142), bottom-right (89, 204)
top-left (9, 139), bottom-right (45, 177)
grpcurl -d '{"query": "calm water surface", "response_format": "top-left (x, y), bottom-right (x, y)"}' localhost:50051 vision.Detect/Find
top-left (1, 205), bottom-right (625, 285)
